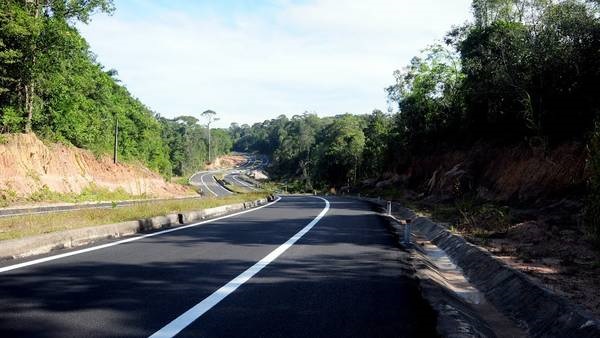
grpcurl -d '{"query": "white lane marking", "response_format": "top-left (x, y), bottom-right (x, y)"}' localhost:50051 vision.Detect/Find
top-left (149, 196), bottom-right (330, 338)
top-left (189, 172), bottom-right (217, 197)
top-left (0, 197), bottom-right (282, 274)
top-left (200, 173), bottom-right (218, 197)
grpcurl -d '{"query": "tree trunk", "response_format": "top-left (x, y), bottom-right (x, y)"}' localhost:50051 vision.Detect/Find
top-left (24, 83), bottom-right (33, 133)
top-left (23, 0), bottom-right (40, 133)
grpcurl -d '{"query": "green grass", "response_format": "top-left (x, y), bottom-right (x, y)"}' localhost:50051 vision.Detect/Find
top-left (25, 184), bottom-right (151, 204)
top-left (0, 183), bottom-right (198, 207)
top-left (0, 188), bottom-right (18, 208)
top-left (171, 176), bottom-right (191, 186)
top-left (0, 192), bottom-right (270, 241)
top-left (223, 182), bottom-right (253, 194)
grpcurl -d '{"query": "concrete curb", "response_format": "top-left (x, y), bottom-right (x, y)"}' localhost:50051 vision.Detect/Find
top-left (400, 226), bottom-right (495, 337)
top-left (412, 216), bottom-right (600, 338)
top-left (366, 199), bottom-right (496, 337)
top-left (355, 196), bottom-right (600, 337)
top-left (0, 196), bottom-right (274, 261)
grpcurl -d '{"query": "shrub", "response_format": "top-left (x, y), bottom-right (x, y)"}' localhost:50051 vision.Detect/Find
top-left (585, 123), bottom-right (600, 248)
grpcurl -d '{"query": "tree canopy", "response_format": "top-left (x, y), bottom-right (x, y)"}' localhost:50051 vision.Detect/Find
top-left (0, 0), bottom-right (232, 178)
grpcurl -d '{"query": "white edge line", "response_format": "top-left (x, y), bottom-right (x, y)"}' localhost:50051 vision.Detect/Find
top-left (200, 173), bottom-right (218, 197)
top-left (0, 197), bottom-right (282, 274)
top-left (149, 196), bottom-right (330, 338)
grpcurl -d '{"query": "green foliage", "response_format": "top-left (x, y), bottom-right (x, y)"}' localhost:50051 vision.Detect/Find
top-left (231, 113), bottom-right (374, 190)
top-left (0, 0), bottom-right (225, 179)
top-left (385, 0), bottom-right (600, 148)
top-left (0, 188), bottom-right (18, 207)
top-left (159, 116), bottom-right (232, 177)
top-left (361, 110), bottom-right (392, 177)
top-left (231, 0), bottom-right (600, 211)
top-left (386, 44), bottom-right (465, 153)
top-left (0, 106), bottom-right (23, 132)
top-left (586, 122), bottom-right (600, 248)
top-left (25, 184), bottom-right (146, 204)
top-left (315, 114), bottom-right (365, 187)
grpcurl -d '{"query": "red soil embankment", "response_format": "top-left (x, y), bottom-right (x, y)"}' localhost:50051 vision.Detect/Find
top-left (0, 133), bottom-right (192, 199)
top-left (405, 142), bottom-right (587, 204)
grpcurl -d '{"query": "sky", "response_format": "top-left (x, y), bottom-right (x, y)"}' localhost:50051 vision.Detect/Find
top-left (78, 0), bottom-right (473, 128)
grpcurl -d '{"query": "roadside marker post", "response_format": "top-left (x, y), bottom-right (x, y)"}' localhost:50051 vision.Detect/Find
top-left (404, 219), bottom-right (412, 246)
top-left (386, 201), bottom-right (392, 216)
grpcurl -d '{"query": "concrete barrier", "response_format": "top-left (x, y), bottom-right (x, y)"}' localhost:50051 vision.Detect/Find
top-left (0, 220), bottom-right (141, 259)
top-left (0, 197), bottom-right (272, 261)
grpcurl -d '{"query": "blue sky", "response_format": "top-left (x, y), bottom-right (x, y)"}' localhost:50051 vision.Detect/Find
top-left (79, 0), bottom-right (473, 128)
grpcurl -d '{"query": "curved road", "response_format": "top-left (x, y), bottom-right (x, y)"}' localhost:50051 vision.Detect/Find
top-left (224, 174), bottom-right (259, 191)
top-left (189, 171), bottom-right (233, 197)
top-left (190, 154), bottom-right (266, 196)
top-left (0, 196), bottom-right (436, 337)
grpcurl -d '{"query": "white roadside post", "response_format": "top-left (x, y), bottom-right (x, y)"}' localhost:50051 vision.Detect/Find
top-left (386, 201), bottom-right (392, 216)
top-left (404, 219), bottom-right (412, 246)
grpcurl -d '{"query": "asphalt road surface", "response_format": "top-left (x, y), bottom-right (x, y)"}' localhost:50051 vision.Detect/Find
top-left (0, 196), bottom-right (437, 337)
top-left (189, 154), bottom-right (266, 196)
top-left (223, 173), bottom-right (259, 191)
top-left (189, 171), bottom-right (233, 197)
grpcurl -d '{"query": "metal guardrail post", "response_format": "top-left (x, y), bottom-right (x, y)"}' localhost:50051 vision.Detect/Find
top-left (387, 201), bottom-right (392, 216)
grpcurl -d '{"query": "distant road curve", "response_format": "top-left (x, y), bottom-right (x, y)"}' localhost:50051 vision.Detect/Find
top-left (190, 153), bottom-right (268, 196)
top-left (189, 171), bottom-right (233, 197)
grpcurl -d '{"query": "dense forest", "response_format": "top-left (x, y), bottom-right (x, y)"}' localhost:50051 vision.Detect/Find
top-left (231, 0), bottom-right (600, 243)
top-left (2, 0), bottom-right (600, 242)
top-left (0, 0), bottom-right (231, 177)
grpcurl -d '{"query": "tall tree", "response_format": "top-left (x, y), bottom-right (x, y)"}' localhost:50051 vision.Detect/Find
top-left (0, 0), bottom-right (114, 132)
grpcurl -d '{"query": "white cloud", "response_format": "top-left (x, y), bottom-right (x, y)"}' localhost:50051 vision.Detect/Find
top-left (79, 0), bottom-right (472, 127)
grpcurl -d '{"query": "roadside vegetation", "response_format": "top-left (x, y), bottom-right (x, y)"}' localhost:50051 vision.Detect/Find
top-left (0, 0), bottom-right (232, 179)
top-left (0, 184), bottom-right (151, 208)
top-left (0, 192), bottom-right (269, 241)
top-left (230, 0), bottom-right (600, 248)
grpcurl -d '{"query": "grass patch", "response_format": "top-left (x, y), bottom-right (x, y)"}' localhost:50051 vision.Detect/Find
top-left (26, 184), bottom-right (149, 204)
top-left (223, 182), bottom-right (253, 194)
top-left (171, 176), bottom-right (191, 186)
top-left (0, 188), bottom-right (18, 208)
top-left (0, 192), bottom-right (270, 241)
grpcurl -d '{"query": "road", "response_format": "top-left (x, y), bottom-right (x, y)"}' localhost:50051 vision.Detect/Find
top-left (190, 154), bottom-right (266, 196)
top-left (0, 196), bottom-right (437, 337)
top-left (223, 173), bottom-right (260, 191)
top-left (189, 171), bottom-right (233, 197)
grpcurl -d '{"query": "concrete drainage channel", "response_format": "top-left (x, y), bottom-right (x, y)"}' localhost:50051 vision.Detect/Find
top-left (0, 196), bottom-right (276, 261)
top-left (356, 196), bottom-right (600, 338)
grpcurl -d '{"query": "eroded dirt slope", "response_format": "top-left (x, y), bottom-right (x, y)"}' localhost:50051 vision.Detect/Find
top-left (0, 133), bottom-right (191, 199)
